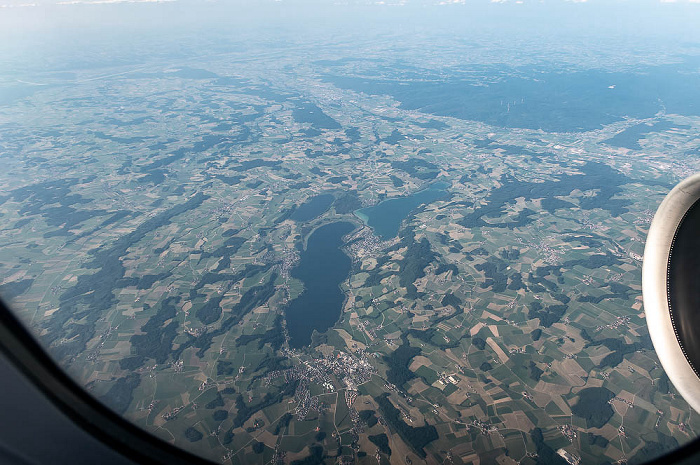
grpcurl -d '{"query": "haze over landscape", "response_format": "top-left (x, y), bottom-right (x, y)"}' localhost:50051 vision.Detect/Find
top-left (2, 1), bottom-right (700, 464)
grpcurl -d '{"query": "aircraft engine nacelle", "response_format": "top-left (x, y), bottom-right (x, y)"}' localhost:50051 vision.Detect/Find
top-left (644, 173), bottom-right (700, 412)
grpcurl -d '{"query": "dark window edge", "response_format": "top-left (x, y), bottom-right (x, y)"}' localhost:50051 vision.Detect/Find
top-left (0, 298), bottom-right (215, 465)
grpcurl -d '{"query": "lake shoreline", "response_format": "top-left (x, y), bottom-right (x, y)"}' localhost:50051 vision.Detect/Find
top-left (285, 221), bottom-right (356, 349)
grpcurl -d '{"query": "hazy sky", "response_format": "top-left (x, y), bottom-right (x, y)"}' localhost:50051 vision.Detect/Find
top-left (2, 0), bottom-right (699, 30)
top-left (1, 0), bottom-right (700, 70)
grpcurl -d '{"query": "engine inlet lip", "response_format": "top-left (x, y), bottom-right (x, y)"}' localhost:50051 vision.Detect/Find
top-left (667, 198), bottom-right (700, 379)
top-left (643, 172), bottom-right (700, 413)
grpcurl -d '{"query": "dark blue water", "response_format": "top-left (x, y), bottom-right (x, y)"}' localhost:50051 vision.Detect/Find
top-left (286, 221), bottom-right (355, 348)
top-left (292, 101), bottom-right (341, 130)
top-left (603, 120), bottom-right (688, 150)
top-left (356, 182), bottom-right (449, 240)
top-left (290, 194), bottom-right (335, 222)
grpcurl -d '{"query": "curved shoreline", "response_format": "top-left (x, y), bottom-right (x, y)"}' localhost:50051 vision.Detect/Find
top-left (285, 221), bottom-right (355, 348)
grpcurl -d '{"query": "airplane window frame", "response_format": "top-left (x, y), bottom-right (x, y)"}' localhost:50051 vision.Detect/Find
top-left (0, 297), bottom-right (216, 465)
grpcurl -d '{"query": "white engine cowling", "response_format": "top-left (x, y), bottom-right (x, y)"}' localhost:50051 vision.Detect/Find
top-left (643, 173), bottom-right (700, 413)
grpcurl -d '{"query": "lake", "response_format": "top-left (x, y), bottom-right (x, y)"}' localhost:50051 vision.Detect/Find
top-left (603, 120), bottom-right (688, 151)
top-left (285, 221), bottom-right (355, 348)
top-left (292, 101), bottom-right (341, 130)
top-left (355, 182), bottom-right (449, 240)
top-left (290, 194), bottom-right (335, 222)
